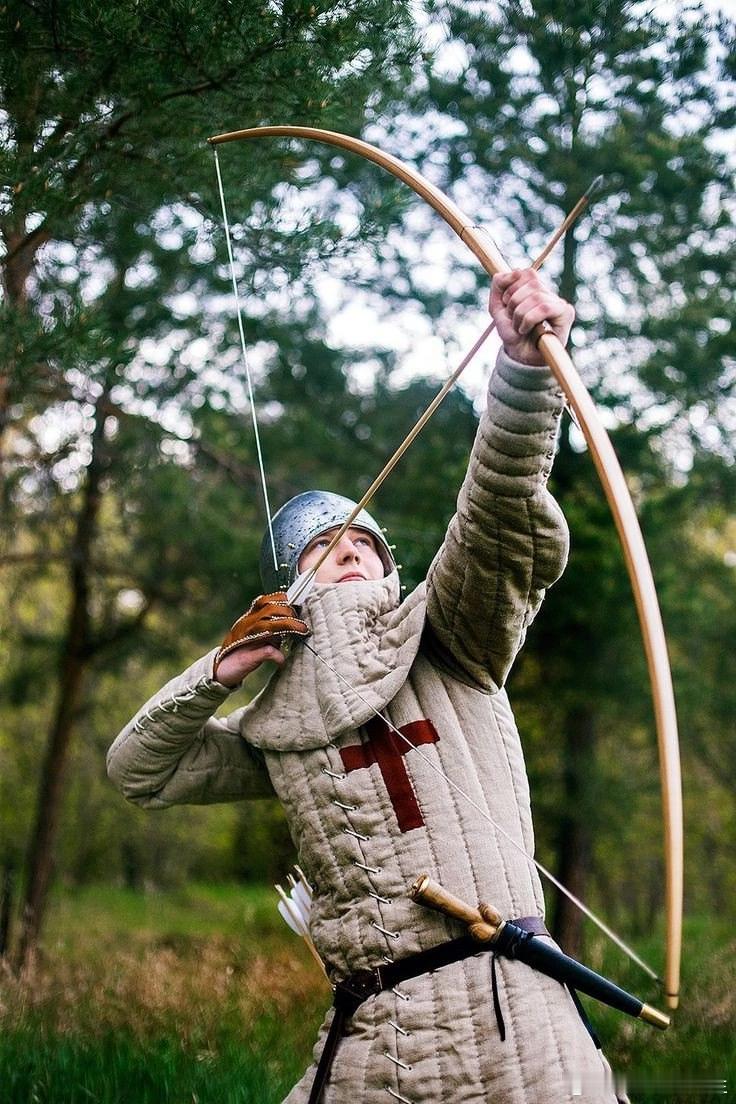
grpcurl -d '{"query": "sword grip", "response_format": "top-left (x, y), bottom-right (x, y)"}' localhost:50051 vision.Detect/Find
top-left (410, 874), bottom-right (502, 942)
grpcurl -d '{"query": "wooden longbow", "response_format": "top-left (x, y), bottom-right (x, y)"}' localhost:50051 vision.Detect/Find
top-left (208, 124), bottom-right (683, 1011)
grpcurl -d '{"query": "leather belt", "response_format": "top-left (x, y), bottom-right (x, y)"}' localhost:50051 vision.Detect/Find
top-left (307, 916), bottom-right (547, 1104)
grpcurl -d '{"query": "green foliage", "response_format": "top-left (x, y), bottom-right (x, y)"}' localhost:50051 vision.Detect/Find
top-left (0, 0), bottom-right (423, 916)
top-left (0, 1030), bottom-right (307, 1104)
top-left (0, 884), bottom-right (326, 1102)
top-left (413, 0), bottom-right (735, 433)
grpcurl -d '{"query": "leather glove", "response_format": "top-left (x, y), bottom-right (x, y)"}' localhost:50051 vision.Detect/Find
top-left (214, 592), bottom-right (310, 676)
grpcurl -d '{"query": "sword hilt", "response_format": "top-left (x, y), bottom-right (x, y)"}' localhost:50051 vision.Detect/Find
top-left (410, 873), bottom-right (504, 943)
top-left (409, 873), bottom-right (670, 1030)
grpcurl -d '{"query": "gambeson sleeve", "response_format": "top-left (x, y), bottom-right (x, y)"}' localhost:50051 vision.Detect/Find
top-left (107, 649), bottom-right (275, 807)
top-left (424, 349), bottom-right (569, 692)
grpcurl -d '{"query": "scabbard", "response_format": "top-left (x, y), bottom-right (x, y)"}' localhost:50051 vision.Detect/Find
top-left (494, 922), bottom-right (668, 1029)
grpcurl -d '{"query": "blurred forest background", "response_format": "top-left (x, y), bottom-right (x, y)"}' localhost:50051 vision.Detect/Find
top-left (1, 0), bottom-right (735, 1099)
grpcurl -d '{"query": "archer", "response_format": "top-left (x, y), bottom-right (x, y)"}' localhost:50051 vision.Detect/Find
top-left (108, 269), bottom-right (625, 1104)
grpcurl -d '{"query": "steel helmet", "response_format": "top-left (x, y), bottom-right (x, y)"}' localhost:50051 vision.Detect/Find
top-left (259, 490), bottom-right (396, 593)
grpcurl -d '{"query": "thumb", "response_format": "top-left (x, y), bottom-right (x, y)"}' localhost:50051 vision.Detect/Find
top-left (248, 643), bottom-right (286, 666)
top-left (263, 645), bottom-right (286, 665)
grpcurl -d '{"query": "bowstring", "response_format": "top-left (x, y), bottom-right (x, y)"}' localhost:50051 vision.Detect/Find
top-left (213, 147), bottom-right (279, 573)
top-left (302, 638), bottom-right (661, 985)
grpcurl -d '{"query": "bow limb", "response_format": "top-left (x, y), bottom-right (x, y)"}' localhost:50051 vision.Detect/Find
top-left (208, 124), bottom-right (683, 1010)
top-left (208, 124), bottom-right (510, 270)
top-left (537, 329), bottom-right (683, 1011)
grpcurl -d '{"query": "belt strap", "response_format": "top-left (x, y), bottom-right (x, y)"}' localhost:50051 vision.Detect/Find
top-left (306, 916), bottom-right (547, 1104)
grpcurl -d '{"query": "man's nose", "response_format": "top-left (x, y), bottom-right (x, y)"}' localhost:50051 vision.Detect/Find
top-left (335, 536), bottom-right (360, 561)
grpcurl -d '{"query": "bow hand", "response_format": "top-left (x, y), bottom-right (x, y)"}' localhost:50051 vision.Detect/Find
top-left (491, 269), bottom-right (575, 366)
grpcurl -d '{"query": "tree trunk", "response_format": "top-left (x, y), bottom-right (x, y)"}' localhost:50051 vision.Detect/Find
top-left (551, 705), bottom-right (596, 958)
top-left (0, 59), bottom-right (42, 448)
top-left (548, 178), bottom-right (594, 957)
top-left (14, 395), bottom-right (107, 969)
top-left (0, 861), bottom-right (16, 958)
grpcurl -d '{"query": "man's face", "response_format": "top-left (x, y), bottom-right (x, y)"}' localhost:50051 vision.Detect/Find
top-left (298, 526), bottom-right (386, 584)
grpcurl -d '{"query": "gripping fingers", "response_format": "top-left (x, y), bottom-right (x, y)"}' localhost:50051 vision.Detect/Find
top-left (514, 297), bottom-right (569, 335)
top-left (215, 591), bottom-right (310, 674)
top-left (492, 269), bottom-right (574, 353)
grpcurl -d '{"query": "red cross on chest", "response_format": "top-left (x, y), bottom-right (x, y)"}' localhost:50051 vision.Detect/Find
top-left (339, 716), bottom-right (440, 832)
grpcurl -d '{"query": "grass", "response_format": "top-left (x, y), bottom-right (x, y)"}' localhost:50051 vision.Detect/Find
top-left (578, 914), bottom-right (735, 1101)
top-left (0, 885), bottom-right (733, 1102)
top-left (0, 1029), bottom-right (305, 1104)
top-left (0, 884), bottom-right (326, 1103)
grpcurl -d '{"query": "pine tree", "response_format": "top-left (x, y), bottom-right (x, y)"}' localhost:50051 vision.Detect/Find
top-left (0, 0), bottom-right (420, 964)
